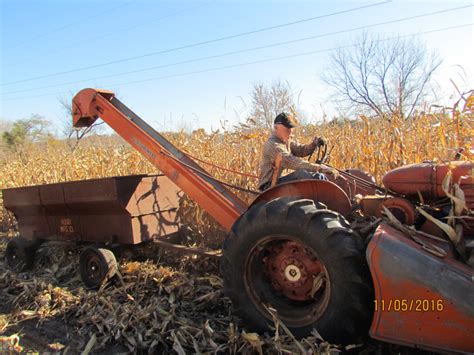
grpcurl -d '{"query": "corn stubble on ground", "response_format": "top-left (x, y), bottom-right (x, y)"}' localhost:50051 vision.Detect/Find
top-left (0, 235), bottom-right (347, 354)
top-left (0, 105), bottom-right (472, 353)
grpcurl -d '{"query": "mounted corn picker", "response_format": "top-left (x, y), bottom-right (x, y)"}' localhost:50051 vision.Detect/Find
top-left (3, 88), bottom-right (473, 353)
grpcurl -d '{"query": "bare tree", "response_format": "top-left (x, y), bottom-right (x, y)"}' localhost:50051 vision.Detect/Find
top-left (322, 33), bottom-right (442, 118)
top-left (249, 80), bottom-right (296, 128)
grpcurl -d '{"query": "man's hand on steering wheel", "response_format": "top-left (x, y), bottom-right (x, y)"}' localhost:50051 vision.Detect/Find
top-left (313, 136), bottom-right (326, 148)
top-left (310, 136), bottom-right (328, 164)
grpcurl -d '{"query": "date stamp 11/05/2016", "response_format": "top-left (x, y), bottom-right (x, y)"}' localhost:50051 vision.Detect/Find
top-left (374, 299), bottom-right (444, 312)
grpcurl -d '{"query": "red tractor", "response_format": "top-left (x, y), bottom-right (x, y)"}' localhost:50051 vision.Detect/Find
top-left (220, 160), bottom-right (473, 351)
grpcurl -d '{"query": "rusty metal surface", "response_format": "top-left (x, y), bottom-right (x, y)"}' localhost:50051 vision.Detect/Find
top-left (251, 180), bottom-right (352, 217)
top-left (2, 185), bottom-right (50, 240)
top-left (263, 241), bottom-right (325, 301)
top-left (72, 88), bottom-right (114, 127)
top-left (152, 239), bottom-right (221, 259)
top-left (3, 175), bottom-right (181, 245)
top-left (367, 223), bottom-right (474, 353)
top-left (361, 195), bottom-right (386, 217)
top-left (419, 219), bottom-right (446, 238)
top-left (382, 161), bottom-right (473, 198)
top-left (382, 160), bottom-right (474, 234)
top-left (375, 197), bottom-right (416, 225)
top-left (460, 175), bottom-right (474, 233)
top-left (461, 175), bottom-right (474, 209)
top-left (329, 168), bottom-right (377, 198)
top-left (412, 231), bottom-right (455, 258)
top-left (127, 176), bottom-right (181, 244)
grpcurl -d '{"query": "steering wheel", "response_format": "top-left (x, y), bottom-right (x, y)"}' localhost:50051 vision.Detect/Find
top-left (309, 143), bottom-right (333, 164)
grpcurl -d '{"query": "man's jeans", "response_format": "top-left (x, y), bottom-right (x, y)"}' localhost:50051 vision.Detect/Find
top-left (259, 169), bottom-right (328, 191)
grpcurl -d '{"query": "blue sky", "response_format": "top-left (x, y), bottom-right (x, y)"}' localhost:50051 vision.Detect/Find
top-left (1, 0), bottom-right (473, 134)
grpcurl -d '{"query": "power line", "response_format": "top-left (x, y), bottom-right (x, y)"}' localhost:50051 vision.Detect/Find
top-left (95, 24), bottom-right (474, 87)
top-left (8, 0), bottom-right (137, 49)
top-left (2, 23), bottom-right (471, 102)
top-left (0, 1), bottom-right (390, 87)
top-left (2, 5), bottom-right (471, 96)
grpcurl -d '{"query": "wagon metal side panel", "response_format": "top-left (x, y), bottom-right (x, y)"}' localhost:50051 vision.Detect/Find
top-left (126, 175), bottom-right (181, 244)
top-left (367, 223), bottom-right (474, 353)
top-left (39, 183), bottom-right (81, 241)
top-left (62, 177), bottom-right (135, 244)
top-left (3, 186), bottom-right (50, 239)
top-left (3, 175), bottom-right (181, 245)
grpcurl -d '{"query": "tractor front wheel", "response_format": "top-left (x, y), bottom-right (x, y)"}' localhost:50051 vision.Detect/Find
top-left (221, 197), bottom-right (373, 344)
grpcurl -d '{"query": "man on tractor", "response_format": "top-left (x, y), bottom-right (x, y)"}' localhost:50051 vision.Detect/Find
top-left (258, 112), bottom-right (336, 191)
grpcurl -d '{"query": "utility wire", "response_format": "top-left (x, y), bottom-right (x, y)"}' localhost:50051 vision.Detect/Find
top-left (2, 23), bottom-right (470, 102)
top-left (9, 1), bottom-right (137, 49)
top-left (101, 24), bottom-right (474, 87)
top-left (2, 6), bottom-right (471, 96)
top-left (1, 1), bottom-right (390, 86)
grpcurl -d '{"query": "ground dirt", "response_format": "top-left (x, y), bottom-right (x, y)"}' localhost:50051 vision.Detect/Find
top-left (0, 233), bottom-right (435, 354)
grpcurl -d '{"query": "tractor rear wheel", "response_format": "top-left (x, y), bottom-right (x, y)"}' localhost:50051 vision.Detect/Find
top-left (79, 246), bottom-right (118, 289)
top-left (5, 237), bottom-right (38, 272)
top-left (220, 197), bottom-right (373, 344)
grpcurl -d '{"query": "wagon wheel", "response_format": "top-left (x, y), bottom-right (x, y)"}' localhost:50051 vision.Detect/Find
top-left (5, 237), bottom-right (38, 272)
top-left (221, 197), bottom-right (373, 344)
top-left (80, 246), bottom-right (118, 289)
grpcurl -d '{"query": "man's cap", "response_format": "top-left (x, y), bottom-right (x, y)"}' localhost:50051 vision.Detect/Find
top-left (274, 112), bottom-right (298, 128)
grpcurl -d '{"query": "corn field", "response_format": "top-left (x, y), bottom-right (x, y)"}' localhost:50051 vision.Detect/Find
top-left (1, 106), bottom-right (472, 233)
top-left (0, 97), bottom-right (472, 353)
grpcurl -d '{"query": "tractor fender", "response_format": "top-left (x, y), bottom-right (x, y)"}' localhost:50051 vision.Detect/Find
top-left (250, 179), bottom-right (352, 217)
top-left (367, 223), bottom-right (474, 353)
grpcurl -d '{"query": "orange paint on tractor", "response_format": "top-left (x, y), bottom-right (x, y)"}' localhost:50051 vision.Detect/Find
top-left (251, 179), bottom-right (352, 217)
top-left (367, 224), bottom-right (474, 353)
top-left (383, 161), bottom-right (473, 198)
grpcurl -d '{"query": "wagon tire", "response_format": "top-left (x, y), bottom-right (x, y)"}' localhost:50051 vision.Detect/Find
top-left (5, 237), bottom-right (38, 271)
top-left (221, 197), bottom-right (373, 344)
top-left (80, 246), bottom-right (118, 289)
